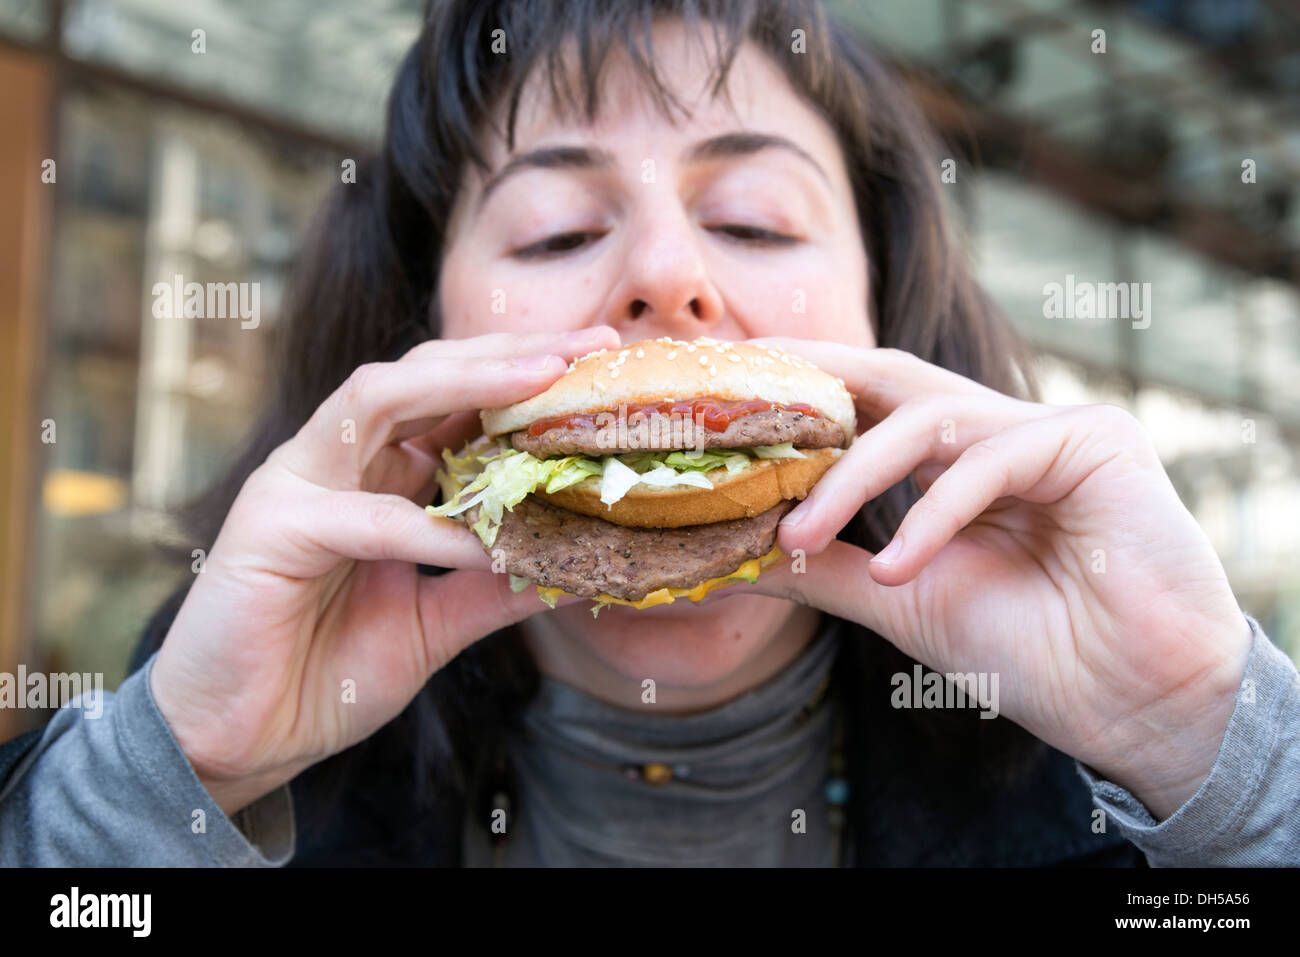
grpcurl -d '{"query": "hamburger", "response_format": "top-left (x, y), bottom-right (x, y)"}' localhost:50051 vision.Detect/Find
top-left (427, 336), bottom-right (856, 615)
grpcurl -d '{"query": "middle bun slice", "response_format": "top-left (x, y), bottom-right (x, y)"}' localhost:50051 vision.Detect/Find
top-left (537, 446), bottom-right (841, 528)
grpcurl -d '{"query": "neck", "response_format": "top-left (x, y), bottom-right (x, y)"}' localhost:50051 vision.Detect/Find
top-left (520, 600), bottom-right (823, 714)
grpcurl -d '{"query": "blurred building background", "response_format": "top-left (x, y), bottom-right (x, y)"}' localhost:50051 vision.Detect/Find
top-left (0, 0), bottom-right (1297, 739)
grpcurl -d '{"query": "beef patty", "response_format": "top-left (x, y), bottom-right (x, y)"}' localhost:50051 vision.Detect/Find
top-left (471, 497), bottom-right (793, 601)
top-left (510, 408), bottom-right (843, 458)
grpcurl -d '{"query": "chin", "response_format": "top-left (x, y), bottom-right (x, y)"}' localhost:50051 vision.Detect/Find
top-left (546, 592), bottom-right (804, 689)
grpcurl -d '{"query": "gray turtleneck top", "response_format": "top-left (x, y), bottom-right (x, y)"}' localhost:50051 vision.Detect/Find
top-left (1, 614), bottom-right (1297, 866)
top-left (461, 620), bottom-right (845, 867)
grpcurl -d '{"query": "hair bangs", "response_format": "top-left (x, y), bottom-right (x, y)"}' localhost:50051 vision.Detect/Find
top-left (426, 0), bottom-right (835, 175)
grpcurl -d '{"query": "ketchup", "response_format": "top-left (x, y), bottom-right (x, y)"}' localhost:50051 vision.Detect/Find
top-left (525, 397), bottom-right (822, 436)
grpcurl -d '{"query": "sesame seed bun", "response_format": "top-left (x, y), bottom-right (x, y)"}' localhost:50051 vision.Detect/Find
top-left (480, 336), bottom-right (857, 443)
top-left (536, 447), bottom-right (840, 528)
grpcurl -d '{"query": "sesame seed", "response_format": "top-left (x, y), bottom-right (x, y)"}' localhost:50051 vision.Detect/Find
top-left (686, 344), bottom-right (697, 353)
top-left (727, 353), bottom-right (742, 363)
top-left (666, 351), bottom-right (677, 360)
top-left (610, 368), bottom-right (619, 379)
top-left (635, 348), bottom-right (644, 358)
top-left (767, 349), bottom-right (780, 358)
top-left (595, 380), bottom-right (607, 391)
top-left (619, 349), bottom-right (631, 358)
top-left (709, 366), bottom-right (717, 376)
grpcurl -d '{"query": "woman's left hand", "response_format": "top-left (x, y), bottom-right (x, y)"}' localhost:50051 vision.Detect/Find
top-left (741, 340), bottom-right (1253, 820)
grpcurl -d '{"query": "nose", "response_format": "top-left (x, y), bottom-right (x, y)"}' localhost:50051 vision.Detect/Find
top-left (610, 205), bottom-right (726, 341)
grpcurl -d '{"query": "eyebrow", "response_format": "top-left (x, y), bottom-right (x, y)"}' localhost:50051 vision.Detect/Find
top-left (476, 131), bottom-right (831, 209)
top-left (685, 131), bottom-right (831, 185)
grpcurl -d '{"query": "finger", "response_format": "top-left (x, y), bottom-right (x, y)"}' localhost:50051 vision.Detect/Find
top-left (743, 339), bottom-right (997, 422)
top-left (913, 461), bottom-right (1018, 512)
top-left (362, 411), bottom-right (483, 500)
top-left (279, 490), bottom-right (494, 576)
top-left (914, 462), bottom-right (945, 493)
top-left (868, 406), bottom-right (1129, 586)
top-left (382, 405), bottom-right (481, 449)
top-left (397, 409), bottom-right (483, 460)
top-left (777, 394), bottom-right (1052, 555)
top-left (417, 568), bottom-right (583, 669)
top-left (278, 329), bottom-right (622, 490)
top-left (279, 353), bottom-right (564, 489)
top-left (380, 329), bottom-right (621, 447)
top-left (400, 326), bottom-right (621, 364)
top-left (363, 438), bottom-right (442, 501)
top-left (715, 541), bottom-right (922, 651)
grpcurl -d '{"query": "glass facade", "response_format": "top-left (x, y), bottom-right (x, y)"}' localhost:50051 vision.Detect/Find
top-left (35, 86), bottom-right (340, 685)
top-left (61, 0), bottom-right (421, 140)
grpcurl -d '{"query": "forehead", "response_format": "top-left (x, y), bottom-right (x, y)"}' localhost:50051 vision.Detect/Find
top-left (482, 19), bottom-right (845, 173)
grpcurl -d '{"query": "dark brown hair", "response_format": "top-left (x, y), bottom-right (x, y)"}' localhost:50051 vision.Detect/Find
top-left (136, 0), bottom-right (1044, 864)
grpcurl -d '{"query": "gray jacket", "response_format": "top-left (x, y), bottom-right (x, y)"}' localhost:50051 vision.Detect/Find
top-left (0, 615), bottom-right (1296, 866)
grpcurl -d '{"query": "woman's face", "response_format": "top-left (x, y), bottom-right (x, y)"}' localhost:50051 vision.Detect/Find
top-left (438, 21), bottom-right (874, 696)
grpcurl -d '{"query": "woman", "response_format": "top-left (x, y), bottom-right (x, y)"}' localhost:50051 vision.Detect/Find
top-left (3, 0), bottom-right (1296, 867)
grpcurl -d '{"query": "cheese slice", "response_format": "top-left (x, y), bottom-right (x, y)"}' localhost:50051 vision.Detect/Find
top-left (536, 545), bottom-right (785, 615)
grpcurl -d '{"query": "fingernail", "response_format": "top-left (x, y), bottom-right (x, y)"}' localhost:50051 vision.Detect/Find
top-left (871, 535), bottom-right (903, 566)
top-left (778, 501), bottom-right (808, 528)
top-left (512, 353), bottom-right (562, 371)
top-left (562, 327), bottom-right (608, 344)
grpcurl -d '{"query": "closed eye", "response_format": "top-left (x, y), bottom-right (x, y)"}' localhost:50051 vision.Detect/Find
top-left (512, 223), bottom-right (796, 259)
top-left (708, 224), bottom-right (799, 246)
top-left (512, 230), bottom-right (606, 260)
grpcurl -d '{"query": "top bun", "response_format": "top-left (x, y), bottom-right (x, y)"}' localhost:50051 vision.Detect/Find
top-left (481, 336), bottom-right (857, 443)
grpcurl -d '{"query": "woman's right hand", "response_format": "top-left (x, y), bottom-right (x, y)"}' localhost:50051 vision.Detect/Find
top-left (149, 327), bottom-right (622, 815)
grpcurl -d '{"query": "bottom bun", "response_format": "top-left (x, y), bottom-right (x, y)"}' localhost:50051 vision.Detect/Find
top-left (537, 447), bottom-right (840, 528)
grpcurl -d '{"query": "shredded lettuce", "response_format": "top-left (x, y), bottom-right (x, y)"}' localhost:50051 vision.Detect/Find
top-left (427, 442), bottom-right (576, 547)
top-left (635, 466), bottom-right (713, 490)
top-left (751, 443), bottom-right (806, 459)
top-left (427, 439), bottom-right (806, 546)
top-left (545, 457), bottom-right (602, 493)
top-left (599, 457), bottom-right (642, 506)
top-left (600, 462), bottom-right (712, 506)
top-left (662, 450), bottom-right (731, 471)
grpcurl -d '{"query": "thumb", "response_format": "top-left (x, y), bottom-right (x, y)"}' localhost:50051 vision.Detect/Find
top-left (728, 541), bottom-right (923, 652)
top-left (416, 567), bottom-right (582, 669)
